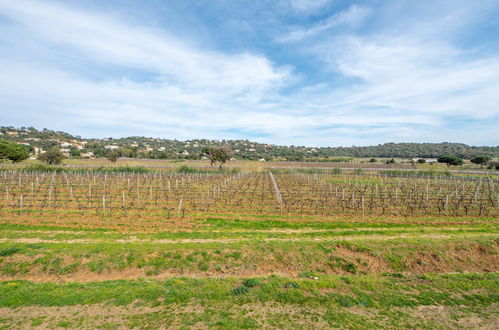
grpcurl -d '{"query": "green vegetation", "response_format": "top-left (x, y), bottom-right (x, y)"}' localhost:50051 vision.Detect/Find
top-left (92, 165), bottom-right (150, 173)
top-left (22, 163), bottom-right (68, 172)
top-left (0, 139), bottom-right (28, 163)
top-left (438, 155), bottom-right (464, 166)
top-left (39, 147), bottom-right (64, 165)
top-left (2, 126), bottom-right (498, 161)
top-left (0, 273), bottom-right (497, 328)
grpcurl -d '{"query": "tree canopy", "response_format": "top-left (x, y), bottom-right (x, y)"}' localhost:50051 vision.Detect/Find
top-left (0, 139), bottom-right (28, 163)
top-left (470, 156), bottom-right (490, 167)
top-left (437, 155), bottom-right (463, 166)
top-left (106, 150), bottom-right (120, 163)
top-left (39, 147), bottom-right (64, 165)
top-left (202, 146), bottom-right (233, 169)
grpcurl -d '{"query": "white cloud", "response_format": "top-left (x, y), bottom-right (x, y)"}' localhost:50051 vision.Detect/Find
top-left (281, 5), bottom-right (371, 42)
top-left (0, 0), bottom-right (289, 96)
top-left (288, 0), bottom-right (331, 14)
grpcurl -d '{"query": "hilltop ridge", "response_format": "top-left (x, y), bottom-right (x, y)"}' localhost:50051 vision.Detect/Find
top-left (1, 126), bottom-right (498, 160)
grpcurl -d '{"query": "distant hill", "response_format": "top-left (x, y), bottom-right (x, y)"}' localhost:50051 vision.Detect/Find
top-left (1, 126), bottom-right (498, 161)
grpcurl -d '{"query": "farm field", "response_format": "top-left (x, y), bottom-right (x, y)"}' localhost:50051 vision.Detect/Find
top-left (0, 166), bottom-right (498, 328)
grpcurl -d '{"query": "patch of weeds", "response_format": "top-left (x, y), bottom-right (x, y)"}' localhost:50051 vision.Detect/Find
top-left (333, 294), bottom-right (358, 307)
top-left (243, 278), bottom-right (260, 288)
top-left (385, 254), bottom-right (406, 271)
top-left (31, 317), bottom-right (45, 326)
top-left (86, 259), bottom-right (106, 273)
top-left (0, 246), bottom-right (22, 257)
top-left (198, 262), bottom-right (209, 272)
top-left (231, 286), bottom-right (250, 295)
top-left (227, 251), bottom-right (242, 260)
top-left (284, 281), bottom-right (299, 289)
top-left (57, 319), bottom-right (72, 328)
top-left (342, 262), bottom-right (357, 274)
top-left (299, 270), bottom-right (318, 279)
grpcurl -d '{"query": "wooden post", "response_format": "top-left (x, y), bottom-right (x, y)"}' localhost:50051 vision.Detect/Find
top-left (177, 198), bottom-right (183, 217)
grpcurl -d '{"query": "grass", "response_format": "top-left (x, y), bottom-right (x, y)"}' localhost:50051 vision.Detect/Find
top-left (0, 235), bottom-right (497, 278)
top-left (0, 273), bottom-right (496, 328)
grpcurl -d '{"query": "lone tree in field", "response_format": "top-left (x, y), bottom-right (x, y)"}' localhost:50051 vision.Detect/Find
top-left (202, 146), bottom-right (233, 170)
top-left (0, 139), bottom-right (28, 163)
top-left (437, 155), bottom-right (463, 166)
top-left (470, 156), bottom-right (490, 168)
top-left (39, 147), bottom-right (64, 165)
top-left (106, 150), bottom-right (120, 163)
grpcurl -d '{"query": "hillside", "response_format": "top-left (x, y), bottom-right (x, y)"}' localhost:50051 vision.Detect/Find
top-left (1, 126), bottom-right (498, 160)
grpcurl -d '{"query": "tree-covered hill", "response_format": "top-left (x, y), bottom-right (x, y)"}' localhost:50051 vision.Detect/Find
top-left (1, 126), bottom-right (498, 161)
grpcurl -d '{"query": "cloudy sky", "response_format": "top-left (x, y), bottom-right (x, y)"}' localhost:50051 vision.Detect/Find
top-left (1, 0), bottom-right (498, 146)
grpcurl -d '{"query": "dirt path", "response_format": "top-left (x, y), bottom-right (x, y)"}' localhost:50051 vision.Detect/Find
top-left (0, 232), bottom-right (497, 244)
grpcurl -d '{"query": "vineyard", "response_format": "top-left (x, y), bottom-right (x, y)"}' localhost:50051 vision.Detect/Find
top-left (1, 166), bottom-right (498, 328)
top-left (1, 170), bottom-right (498, 220)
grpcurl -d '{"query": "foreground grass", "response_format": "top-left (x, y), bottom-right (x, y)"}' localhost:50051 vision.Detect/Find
top-left (0, 273), bottom-right (497, 328)
top-left (0, 236), bottom-right (497, 279)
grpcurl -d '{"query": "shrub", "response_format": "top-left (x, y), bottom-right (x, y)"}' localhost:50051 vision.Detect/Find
top-left (23, 164), bottom-right (66, 173)
top-left (176, 165), bottom-right (198, 174)
top-left (231, 286), bottom-right (250, 295)
top-left (93, 166), bottom-right (150, 173)
top-left (0, 246), bottom-right (22, 257)
top-left (243, 278), bottom-right (260, 288)
top-left (284, 281), bottom-right (299, 289)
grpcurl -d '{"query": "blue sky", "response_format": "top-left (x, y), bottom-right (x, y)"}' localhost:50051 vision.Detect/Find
top-left (0, 0), bottom-right (498, 146)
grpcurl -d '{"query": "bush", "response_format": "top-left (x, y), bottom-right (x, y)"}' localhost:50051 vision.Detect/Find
top-left (176, 165), bottom-right (198, 174)
top-left (231, 286), bottom-right (250, 295)
top-left (243, 278), bottom-right (260, 288)
top-left (93, 166), bottom-right (150, 173)
top-left (23, 164), bottom-right (67, 173)
top-left (0, 246), bottom-right (22, 257)
top-left (284, 281), bottom-right (299, 289)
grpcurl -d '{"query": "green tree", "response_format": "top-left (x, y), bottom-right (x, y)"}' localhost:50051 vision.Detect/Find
top-left (417, 159), bottom-right (426, 164)
top-left (487, 160), bottom-right (499, 170)
top-left (39, 147), bottom-right (64, 165)
top-left (106, 150), bottom-right (120, 163)
top-left (437, 155), bottom-right (463, 166)
top-left (202, 146), bottom-right (233, 170)
top-left (0, 139), bottom-right (29, 162)
top-left (470, 156), bottom-right (490, 168)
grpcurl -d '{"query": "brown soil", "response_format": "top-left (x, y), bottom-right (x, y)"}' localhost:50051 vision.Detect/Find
top-left (1, 241), bottom-right (497, 282)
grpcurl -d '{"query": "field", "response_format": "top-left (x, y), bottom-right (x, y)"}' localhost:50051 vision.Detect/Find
top-left (0, 162), bottom-right (498, 328)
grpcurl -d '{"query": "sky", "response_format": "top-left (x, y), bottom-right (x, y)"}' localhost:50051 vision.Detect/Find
top-left (0, 0), bottom-right (498, 147)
